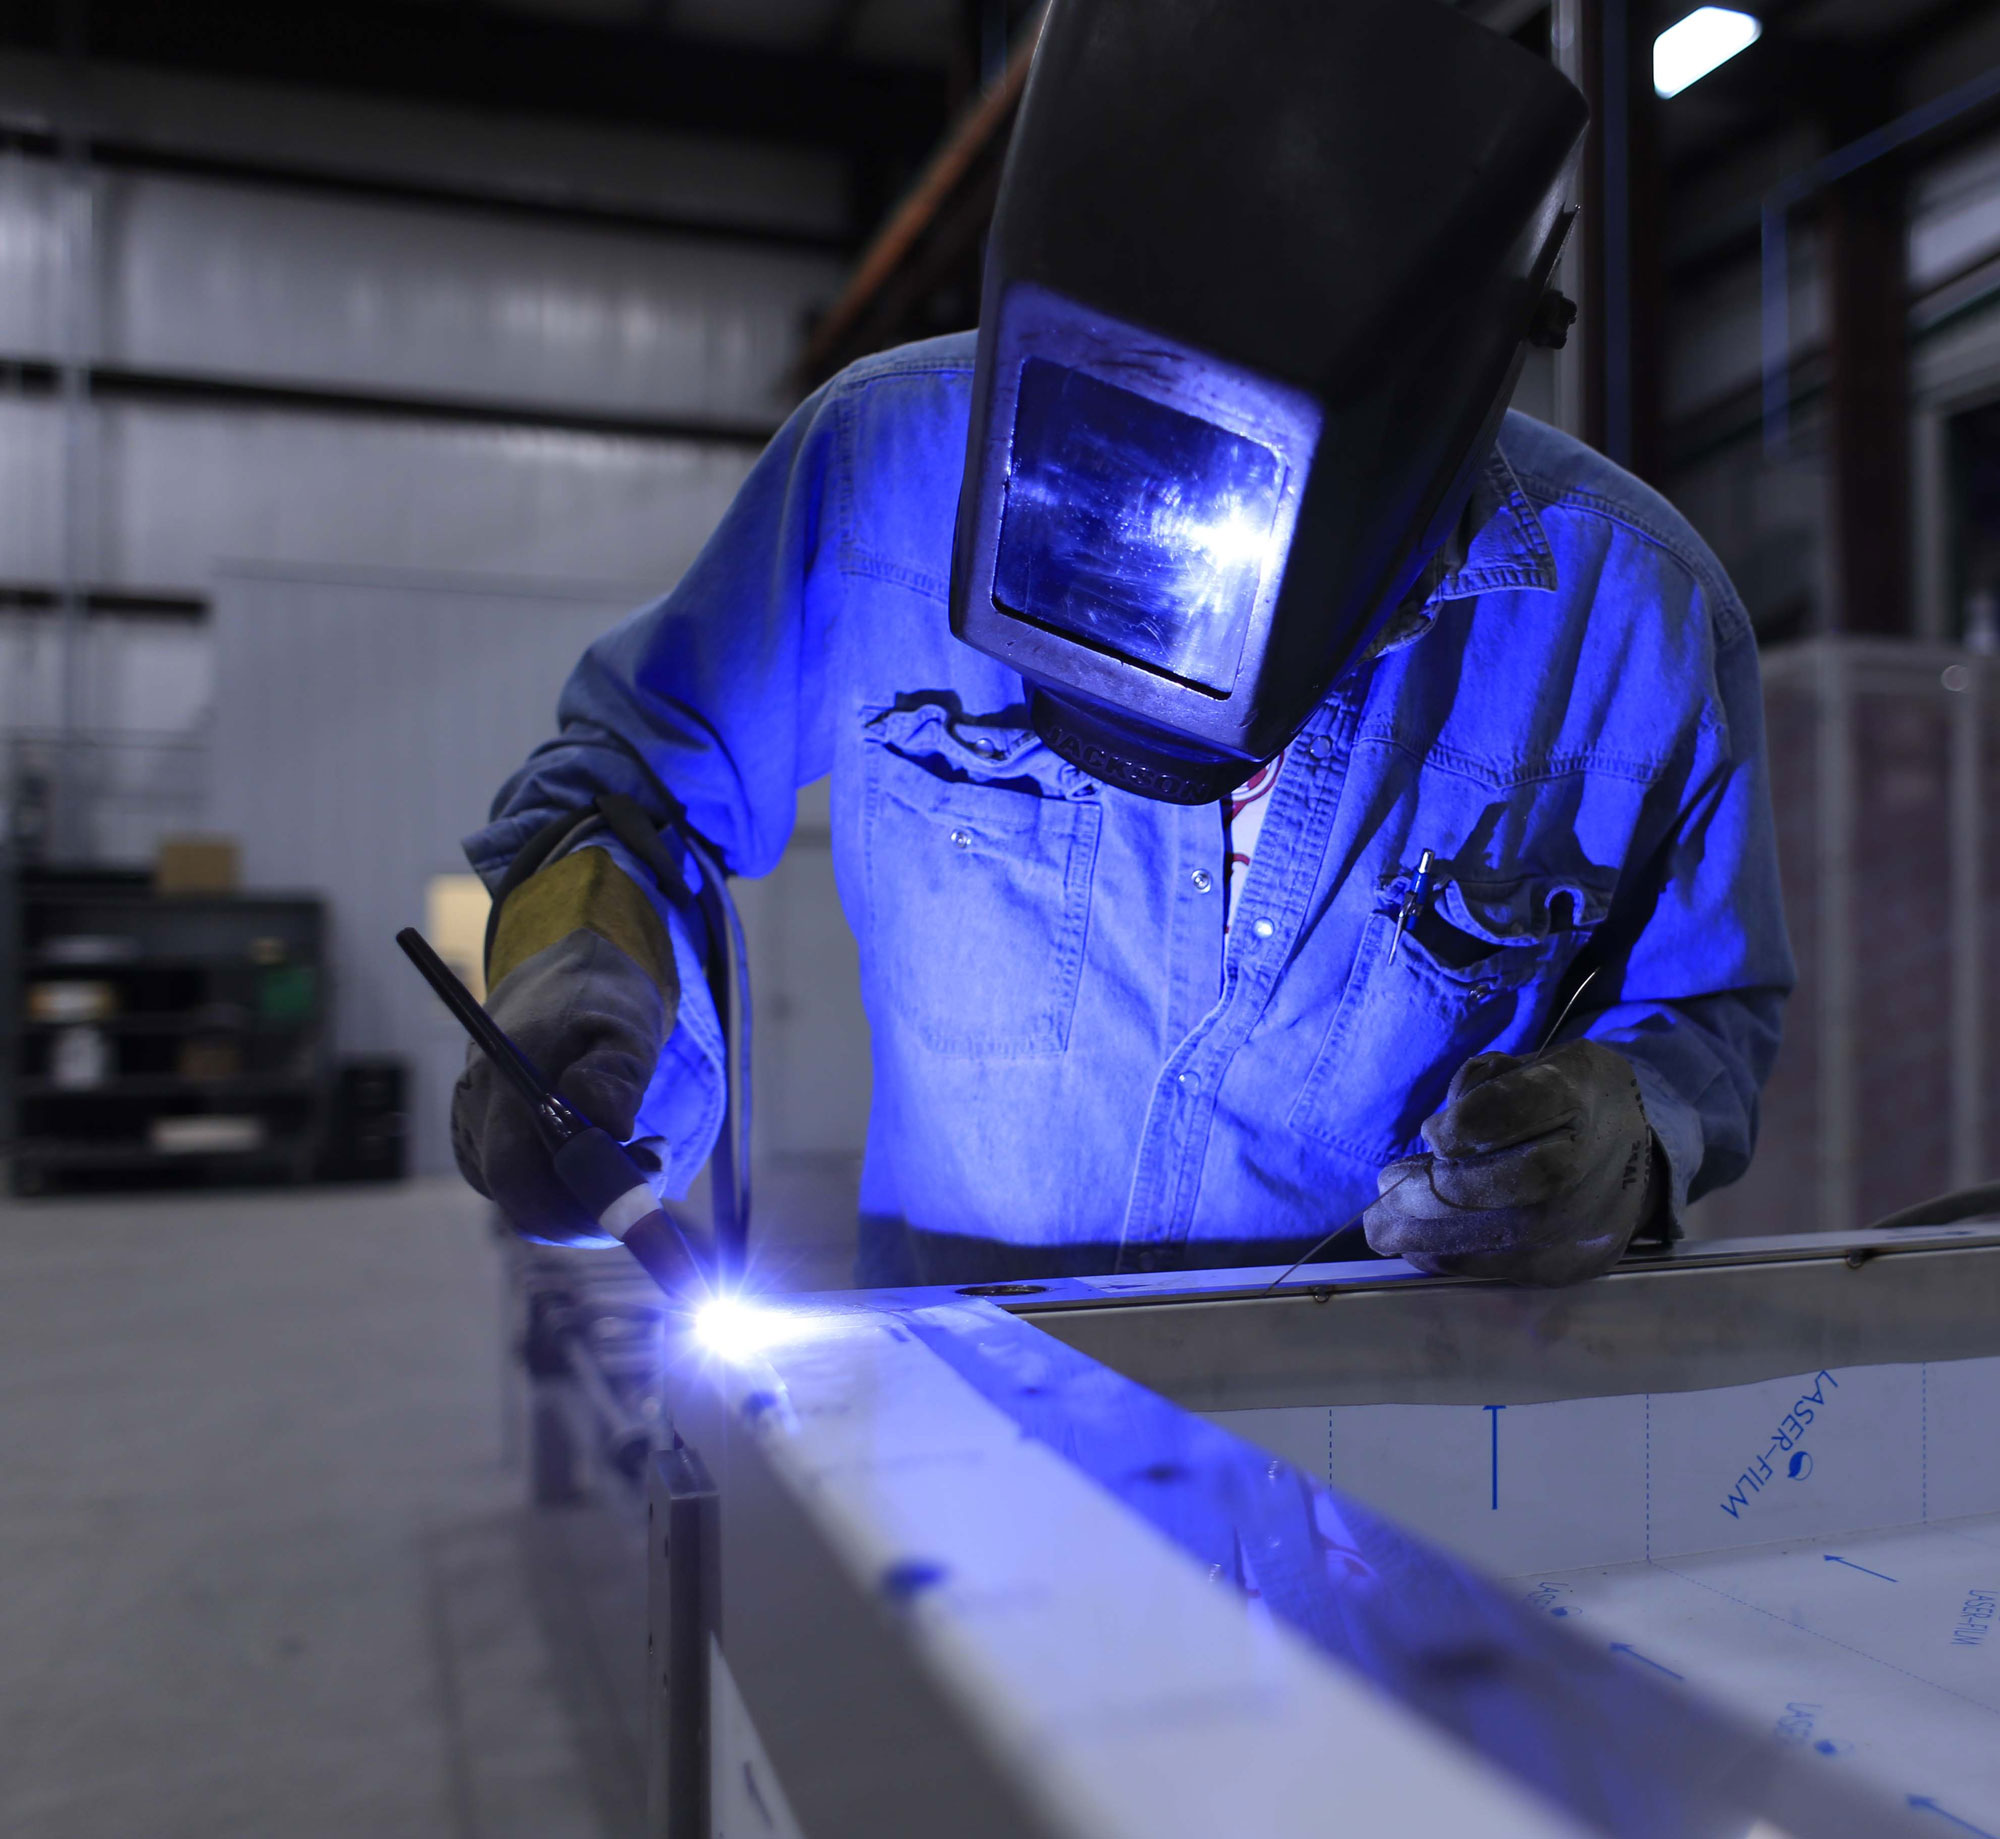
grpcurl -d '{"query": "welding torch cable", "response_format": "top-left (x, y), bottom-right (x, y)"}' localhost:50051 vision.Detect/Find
top-left (394, 927), bottom-right (709, 1304)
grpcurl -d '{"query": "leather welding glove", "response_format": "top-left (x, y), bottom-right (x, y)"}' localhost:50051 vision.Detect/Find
top-left (1362, 1039), bottom-right (1662, 1286)
top-left (450, 848), bottom-right (677, 1245)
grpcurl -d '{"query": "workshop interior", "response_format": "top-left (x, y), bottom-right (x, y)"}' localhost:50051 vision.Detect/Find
top-left (4, 0), bottom-right (2000, 1834)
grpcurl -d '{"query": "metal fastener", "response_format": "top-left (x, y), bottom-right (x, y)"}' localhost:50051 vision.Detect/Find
top-left (949, 828), bottom-right (972, 849)
top-left (1251, 917), bottom-right (1275, 939)
top-left (1191, 868), bottom-right (1213, 893)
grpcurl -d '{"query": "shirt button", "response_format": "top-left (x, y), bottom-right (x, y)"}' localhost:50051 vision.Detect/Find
top-left (1190, 869), bottom-right (1213, 893)
top-left (1178, 1071), bottom-right (1201, 1092)
top-left (949, 829), bottom-right (972, 849)
top-left (1251, 917), bottom-right (1275, 939)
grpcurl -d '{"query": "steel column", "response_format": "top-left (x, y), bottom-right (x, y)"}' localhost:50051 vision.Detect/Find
top-left (1570, 0), bottom-right (1661, 475)
top-left (1827, 163), bottom-right (1913, 633)
top-left (1948, 658), bottom-right (1988, 1189)
top-left (648, 1441), bottom-right (718, 1839)
top-left (52, 23), bottom-right (96, 863)
top-left (1815, 640), bottom-right (1858, 1235)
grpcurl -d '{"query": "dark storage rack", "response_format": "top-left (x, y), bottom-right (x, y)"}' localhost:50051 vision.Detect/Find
top-left (7, 866), bottom-right (329, 1196)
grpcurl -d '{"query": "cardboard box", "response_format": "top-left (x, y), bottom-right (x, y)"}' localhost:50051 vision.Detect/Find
top-left (155, 835), bottom-right (240, 895)
top-left (426, 873), bottom-right (492, 1002)
top-left (27, 980), bottom-right (117, 1022)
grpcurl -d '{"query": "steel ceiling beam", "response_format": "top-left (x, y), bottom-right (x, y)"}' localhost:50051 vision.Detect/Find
top-left (0, 0), bottom-right (951, 163)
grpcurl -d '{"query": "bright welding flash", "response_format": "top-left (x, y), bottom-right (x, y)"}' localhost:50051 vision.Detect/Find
top-left (693, 1295), bottom-right (803, 1361)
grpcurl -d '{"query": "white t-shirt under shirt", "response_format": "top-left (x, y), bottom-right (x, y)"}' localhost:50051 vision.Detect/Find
top-left (1222, 748), bottom-right (1285, 933)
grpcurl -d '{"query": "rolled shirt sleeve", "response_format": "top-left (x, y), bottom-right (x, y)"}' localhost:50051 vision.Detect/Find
top-left (1576, 594), bottom-right (1794, 1230)
top-left (462, 375), bottom-right (849, 1194)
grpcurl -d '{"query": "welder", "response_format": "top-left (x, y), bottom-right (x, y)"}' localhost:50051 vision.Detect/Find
top-left (452, 0), bottom-right (1793, 1290)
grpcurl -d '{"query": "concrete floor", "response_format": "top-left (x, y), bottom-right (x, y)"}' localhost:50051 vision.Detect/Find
top-left (0, 1178), bottom-right (635, 1839)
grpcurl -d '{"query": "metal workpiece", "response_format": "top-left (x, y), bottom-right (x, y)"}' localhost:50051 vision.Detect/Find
top-left (505, 1229), bottom-right (2000, 1835)
top-left (669, 1361), bottom-right (1061, 1839)
top-left (665, 1307), bottom-right (1588, 1839)
top-left (509, 1242), bottom-right (671, 1505)
top-left (1012, 1224), bottom-right (2000, 1411)
top-left (644, 1259), bottom-right (1954, 1839)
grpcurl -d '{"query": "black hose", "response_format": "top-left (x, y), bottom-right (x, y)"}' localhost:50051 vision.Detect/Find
top-left (1862, 1183), bottom-right (2000, 1233)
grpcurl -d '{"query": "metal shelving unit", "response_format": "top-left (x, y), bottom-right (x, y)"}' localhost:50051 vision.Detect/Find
top-left (7, 867), bottom-right (329, 1196)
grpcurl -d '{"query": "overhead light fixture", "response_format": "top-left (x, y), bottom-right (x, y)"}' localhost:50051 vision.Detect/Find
top-left (1653, 7), bottom-right (1762, 98)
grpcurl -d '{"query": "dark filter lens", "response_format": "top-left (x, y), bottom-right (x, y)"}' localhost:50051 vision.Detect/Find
top-left (994, 359), bottom-right (1283, 693)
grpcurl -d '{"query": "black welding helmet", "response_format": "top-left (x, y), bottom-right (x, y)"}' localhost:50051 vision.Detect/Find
top-left (950, 0), bottom-right (1589, 803)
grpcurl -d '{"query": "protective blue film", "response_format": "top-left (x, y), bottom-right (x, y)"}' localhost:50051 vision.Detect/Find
top-left (993, 359), bottom-right (1285, 693)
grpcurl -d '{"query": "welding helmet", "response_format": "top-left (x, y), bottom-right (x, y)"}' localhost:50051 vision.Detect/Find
top-left (950, 0), bottom-right (1589, 803)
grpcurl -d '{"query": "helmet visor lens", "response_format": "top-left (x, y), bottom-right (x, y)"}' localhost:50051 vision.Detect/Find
top-left (993, 358), bottom-right (1285, 695)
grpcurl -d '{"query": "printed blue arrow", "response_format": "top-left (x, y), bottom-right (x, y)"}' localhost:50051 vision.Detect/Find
top-left (1908, 1795), bottom-right (2000, 1838)
top-left (1609, 1642), bottom-right (1684, 1680)
top-left (1485, 1404), bottom-right (1504, 1511)
top-left (1824, 1554), bottom-right (1898, 1582)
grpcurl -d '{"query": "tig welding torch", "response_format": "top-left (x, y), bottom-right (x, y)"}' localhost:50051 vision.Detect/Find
top-left (395, 927), bottom-right (708, 1304)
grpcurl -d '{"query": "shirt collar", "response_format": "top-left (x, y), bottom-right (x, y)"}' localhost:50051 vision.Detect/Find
top-left (1434, 444), bottom-right (1559, 601)
top-left (1350, 445), bottom-right (1560, 661)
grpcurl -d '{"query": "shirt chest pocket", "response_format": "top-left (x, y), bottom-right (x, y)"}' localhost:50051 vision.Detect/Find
top-left (861, 703), bottom-right (1101, 1057)
top-left (1286, 868), bottom-right (1610, 1164)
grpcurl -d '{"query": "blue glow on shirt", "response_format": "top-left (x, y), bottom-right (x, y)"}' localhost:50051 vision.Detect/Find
top-left (468, 333), bottom-right (1793, 1268)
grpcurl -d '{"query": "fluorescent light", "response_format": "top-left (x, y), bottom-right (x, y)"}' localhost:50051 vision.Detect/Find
top-left (1653, 7), bottom-right (1761, 98)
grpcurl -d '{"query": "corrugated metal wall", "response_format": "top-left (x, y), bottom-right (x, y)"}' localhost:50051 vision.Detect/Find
top-left (210, 565), bottom-right (672, 1176)
top-left (0, 71), bottom-right (846, 862)
top-left (208, 566), bottom-right (876, 1182)
top-left (1, 64), bottom-right (876, 1194)
top-left (95, 404), bottom-right (758, 586)
top-left (51, 172), bottom-right (830, 420)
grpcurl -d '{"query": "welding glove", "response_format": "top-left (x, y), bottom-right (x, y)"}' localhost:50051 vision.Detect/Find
top-left (1362, 1040), bottom-right (1662, 1286)
top-left (450, 848), bottom-right (677, 1245)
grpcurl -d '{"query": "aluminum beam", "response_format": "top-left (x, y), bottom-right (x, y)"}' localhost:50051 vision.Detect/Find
top-left (1013, 1225), bottom-right (2000, 1410)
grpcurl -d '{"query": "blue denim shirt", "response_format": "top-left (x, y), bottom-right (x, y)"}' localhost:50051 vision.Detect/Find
top-left (467, 331), bottom-right (1792, 1279)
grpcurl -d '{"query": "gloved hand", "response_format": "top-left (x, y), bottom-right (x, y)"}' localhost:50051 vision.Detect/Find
top-left (451, 849), bottom-right (677, 1244)
top-left (1362, 1039), bottom-right (1661, 1286)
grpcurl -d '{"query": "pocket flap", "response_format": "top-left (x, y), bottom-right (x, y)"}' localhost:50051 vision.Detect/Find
top-left (1437, 872), bottom-right (1612, 948)
top-left (862, 702), bottom-right (1096, 807)
top-left (860, 700), bottom-right (1101, 1058)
